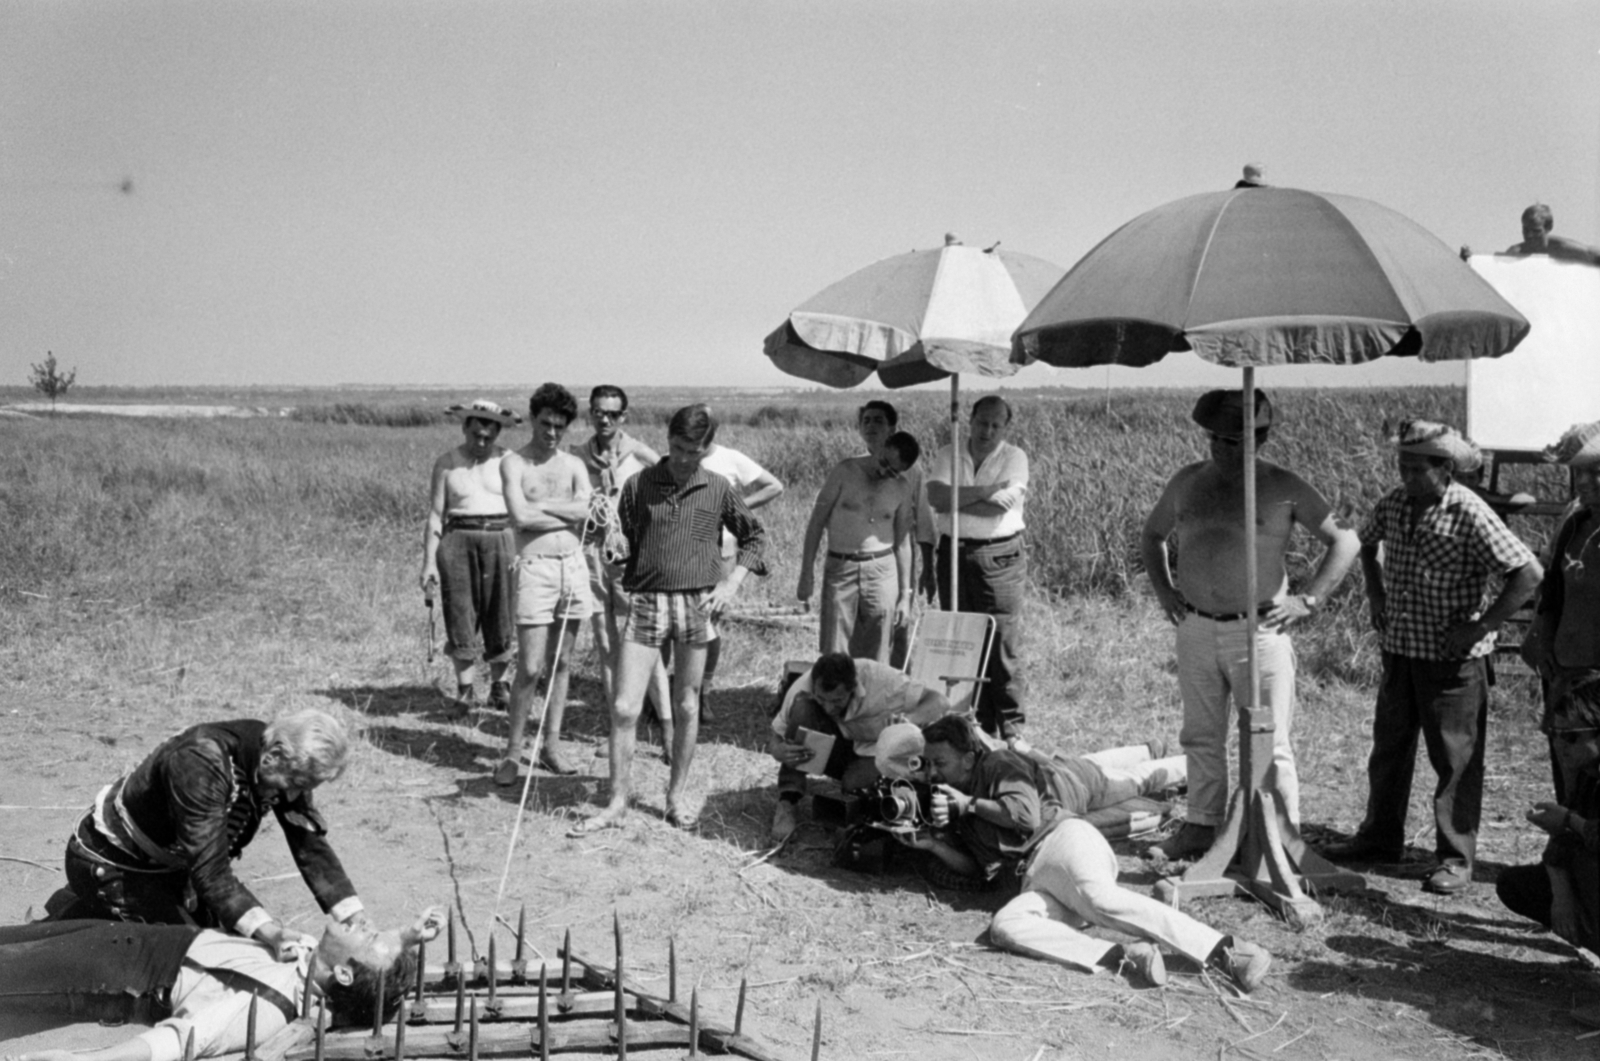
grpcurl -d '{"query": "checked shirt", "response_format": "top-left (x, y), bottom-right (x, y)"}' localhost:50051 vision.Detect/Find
top-left (617, 462), bottom-right (767, 593)
top-left (1359, 481), bottom-right (1535, 660)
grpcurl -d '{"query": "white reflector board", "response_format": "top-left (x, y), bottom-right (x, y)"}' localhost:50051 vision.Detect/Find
top-left (1466, 255), bottom-right (1600, 451)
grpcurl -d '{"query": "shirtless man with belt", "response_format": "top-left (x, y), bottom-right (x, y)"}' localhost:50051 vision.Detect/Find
top-left (796, 425), bottom-right (921, 663)
top-left (1139, 389), bottom-right (1358, 860)
top-left (495, 383), bottom-right (593, 784)
top-left (421, 400), bottom-right (522, 709)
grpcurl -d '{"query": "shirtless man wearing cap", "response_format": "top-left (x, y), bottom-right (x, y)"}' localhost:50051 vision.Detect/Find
top-left (797, 417), bottom-right (921, 664)
top-left (421, 400), bottom-right (521, 709)
top-left (1140, 388), bottom-right (1358, 861)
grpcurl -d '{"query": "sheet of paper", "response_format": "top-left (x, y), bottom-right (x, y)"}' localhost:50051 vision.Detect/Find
top-left (797, 727), bottom-right (835, 775)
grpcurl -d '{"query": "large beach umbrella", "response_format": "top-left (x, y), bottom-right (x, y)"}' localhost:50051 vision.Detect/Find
top-left (765, 236), bottom-right (1064, 598)
top-left (1012, 186), bottom-right (1529, 923)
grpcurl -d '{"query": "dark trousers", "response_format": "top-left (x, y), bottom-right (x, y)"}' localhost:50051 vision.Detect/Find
top-left (776, 694), bottom-right (880, 796)
top-left (54, 819), bottom-right (212, 927)
top-left (1356, 653), bottom-right (1488, 871)
top-left (936, 536), bottom-right (1026, 737)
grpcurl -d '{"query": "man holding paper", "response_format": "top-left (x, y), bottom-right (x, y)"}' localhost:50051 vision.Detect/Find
top-left (767, 653), bottom-right (951, 842)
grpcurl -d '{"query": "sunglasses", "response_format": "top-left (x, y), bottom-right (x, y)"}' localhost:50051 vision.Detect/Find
top-left (590, 408), bottom-right (625, 421)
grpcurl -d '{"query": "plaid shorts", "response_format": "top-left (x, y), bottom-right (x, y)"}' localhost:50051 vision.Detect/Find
top-left (623, 589), bottom-right (718, 647)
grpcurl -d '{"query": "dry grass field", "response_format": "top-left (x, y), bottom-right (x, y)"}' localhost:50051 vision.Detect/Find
top-left (0, 385), bottom-right (1593, 1060)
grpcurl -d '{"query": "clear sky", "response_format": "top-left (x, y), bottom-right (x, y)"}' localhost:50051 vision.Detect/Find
top-left (2, 1), bottom-right (1596, 392)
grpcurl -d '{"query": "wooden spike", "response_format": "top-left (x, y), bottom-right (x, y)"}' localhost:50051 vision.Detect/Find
top-left (486, 935), bottom-right (498, 1002)
top-left (515, 904), bottom-right (527, 962)
top-left (614, 918), bottom-right (627, 1061)
top-left (414, 939), bottom-right (426, 1002)
top-left (370, 968), bottom-right (386, 1037)
top-left (561, 928), bottom-right (572, 992)
top-left (537, 964), bottom-right (550, 1061)
top-left (613, 909), bottom-right (623, 978)
top-left (811, 999), bottom-right (822, 1061)
top-left (314, 995), bottom-right (326, 1061)
top-left (668, 937), bottom-right (677, 1003)
top-left (453, 970), bottom-right (466, 1033)
top-left (183, 1027), bottom-right (196, 1061)
top-left (688, 987), bottom-right (700, 1059)
top-left (245, 990), bottom-right (258, 1059)
top-left (393, 1005), bottom-right (407, 1061)
top-left (734, 976), bottom-right (747, 1036)
top-left (467, 995), bottom-right (479, 1061)
top-left (301, 961), bottom-right (315, 1019)
top-left (447, 907), bottom-right (457, 965)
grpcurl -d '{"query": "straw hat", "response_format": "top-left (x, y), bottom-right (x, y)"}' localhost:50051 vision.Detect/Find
top-left (1542, 420), bottom-right (1600, 468)
top-left (1391, 419), bottom-right (1483, 472)
top-left (444, 399), bottom-right (521, 427)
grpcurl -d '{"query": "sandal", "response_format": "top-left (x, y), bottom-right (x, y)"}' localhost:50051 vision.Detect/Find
top-left (665, 804), bottom-right (700, 831)
top-left (566, 814), bottom-right (626, 838)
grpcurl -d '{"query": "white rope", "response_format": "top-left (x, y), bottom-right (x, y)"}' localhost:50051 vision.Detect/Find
top-left (493, 495), bottom-right (607, 917)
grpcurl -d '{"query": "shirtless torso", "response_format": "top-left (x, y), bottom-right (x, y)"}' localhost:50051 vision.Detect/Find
top-left (1142, 447), bottom-right (1354, 623)
top-left (501, 443), bottom-right (590, 560)
top-left (798, 454), bottom-right (913, 601)
top-left (437, 446), bottom-right (509, 517)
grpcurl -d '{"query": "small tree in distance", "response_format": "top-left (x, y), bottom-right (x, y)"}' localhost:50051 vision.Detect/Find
top-left (29, 351), bottom-right (77, 416)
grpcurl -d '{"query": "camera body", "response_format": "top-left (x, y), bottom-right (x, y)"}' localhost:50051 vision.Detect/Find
top-left (869, 777), bottom-right (933, 834)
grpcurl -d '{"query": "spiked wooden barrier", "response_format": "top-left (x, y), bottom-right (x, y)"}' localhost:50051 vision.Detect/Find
top-left (276, 907), bottom-right (815, 1060)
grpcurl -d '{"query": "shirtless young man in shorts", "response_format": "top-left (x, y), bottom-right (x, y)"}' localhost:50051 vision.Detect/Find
top-left (495, 384), bottom-right (593, 783)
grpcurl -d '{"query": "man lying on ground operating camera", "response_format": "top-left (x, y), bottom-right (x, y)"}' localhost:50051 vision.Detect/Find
top-left (899, 715), bottom-right (1273, 992)
top-left (766, 653), bottom-right (951, 844)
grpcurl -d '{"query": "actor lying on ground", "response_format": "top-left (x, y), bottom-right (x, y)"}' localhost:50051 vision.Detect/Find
top-left (42, 710), bottom-right (366, 958)
top-left (901, 716), bottom-right (1271, 992)
top-left (0, 909), bottom-right (442, 1061)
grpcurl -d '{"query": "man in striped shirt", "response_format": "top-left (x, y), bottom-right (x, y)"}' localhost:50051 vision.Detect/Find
top-left (1324, 420), bottom-right (1542, 896)
top-left (568, 405), bottom-right (766, 835)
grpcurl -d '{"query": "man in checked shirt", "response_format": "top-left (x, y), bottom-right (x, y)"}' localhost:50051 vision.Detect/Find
top-left (1322, 420), bottom-right (1542, 896)
top-left (40, 710), bottom-right (367, 955)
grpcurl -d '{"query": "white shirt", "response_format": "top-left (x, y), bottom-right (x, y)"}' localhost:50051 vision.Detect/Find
top-left (926, 440), bottom-right (1029, 540)
top-left (137, 931), bottom-right (307, 1061)
top-left (700, 444), bottom-right (772, 555)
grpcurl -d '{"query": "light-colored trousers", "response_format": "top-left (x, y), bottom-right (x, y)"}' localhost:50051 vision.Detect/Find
top-left (988, 819), bottom-right (1224, 972)
top-left (1071, 745), bottom-right (1187, 807)
top-left (1175, 614), bottom-right (1298, 827)
top-left (818, 553), bottom-right (897, 664)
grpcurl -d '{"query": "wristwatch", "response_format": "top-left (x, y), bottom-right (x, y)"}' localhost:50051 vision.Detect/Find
top-left (1300, 594), bottom-right (1320, 611)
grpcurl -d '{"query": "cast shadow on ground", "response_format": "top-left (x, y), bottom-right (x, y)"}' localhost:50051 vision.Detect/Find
top-left (1322, 890), bottom-right (1580, 960)
top-left (318, 683), bottom-right (466, 724)
top-left (1292, 932), bottom-right (1594, 1056)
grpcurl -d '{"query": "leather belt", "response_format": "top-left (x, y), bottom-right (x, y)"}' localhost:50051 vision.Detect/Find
top-left (827, 546), bottom-right (894, 562)
top-left (446, 515), bottom-right (510, 531)
top-left (1184, 601), bottom-right (1274, 622)
top-left (944, 532), bottom-right (1021, 551)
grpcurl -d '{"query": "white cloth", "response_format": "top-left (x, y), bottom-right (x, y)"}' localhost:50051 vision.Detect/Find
top-left (137, 931), bottom-right (307, 1061)
top-left (1175, 614), bottom-right (1298, 827)
top-left (988, 819), bottom-right (1224, 973)
top-left (700, 444), bottom-right (772, 555)
top-left (925, 441), bottom-right (1028, 540)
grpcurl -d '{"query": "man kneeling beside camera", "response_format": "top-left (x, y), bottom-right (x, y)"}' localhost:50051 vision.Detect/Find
top-left (766, 653), bottom-right (952, 843)
top-left (903, 716), bottom-right (1272, 992)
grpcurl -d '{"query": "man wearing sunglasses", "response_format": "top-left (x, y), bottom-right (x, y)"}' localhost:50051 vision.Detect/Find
top-left (1140, 389), bottom-right (1358, 862)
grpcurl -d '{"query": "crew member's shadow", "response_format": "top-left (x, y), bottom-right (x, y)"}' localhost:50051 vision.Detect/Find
top-left (1293, 925), bottom-right (1594, 1049)
top-left (317, 683), bottom-right (466, 724)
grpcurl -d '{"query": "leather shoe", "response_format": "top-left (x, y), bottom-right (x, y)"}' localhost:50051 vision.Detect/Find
top-left (1320, 835), bottom-right (1403, 863)
top-left (1423, 866), bottom-right (1471, 895)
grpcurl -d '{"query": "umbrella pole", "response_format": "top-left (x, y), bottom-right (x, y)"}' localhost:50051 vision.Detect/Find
top-left (1162, 366), bottom-right (1365, 924)
top-left (948, 374), bottom-right (960, 608)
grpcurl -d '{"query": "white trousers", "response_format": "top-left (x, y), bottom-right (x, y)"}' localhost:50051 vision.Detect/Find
top-left (1074, 745), bottom-right (1187, 808)
top-left (988, 819), bottom-right (1224, 972)
top-left (1174, 614), bottom-right (1298, 826)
